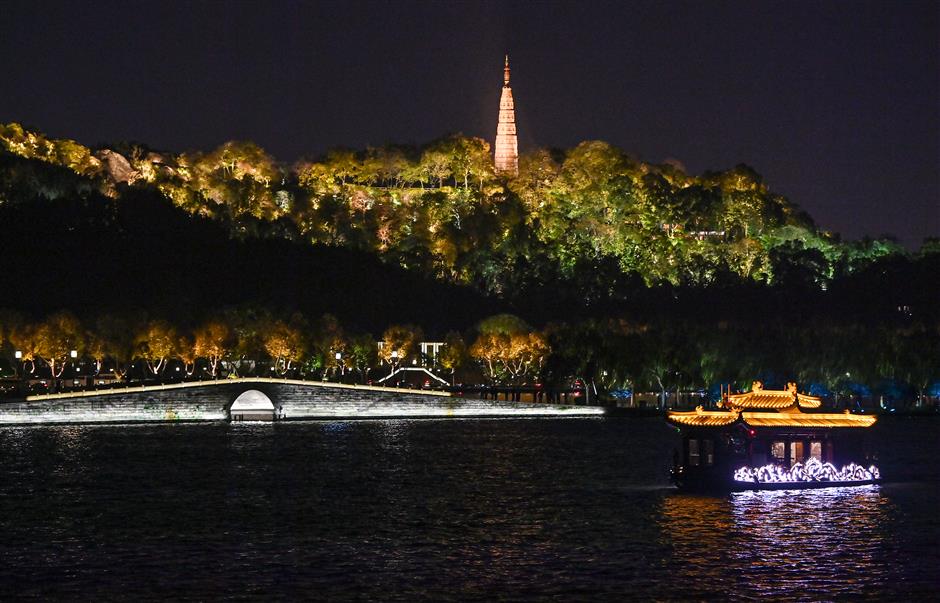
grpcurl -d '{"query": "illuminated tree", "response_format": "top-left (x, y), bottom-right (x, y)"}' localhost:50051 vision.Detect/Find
top-left (419, 144), bottom-right (452, 189)
top-left (380, 324), bottom-right (423, 366)
top-left (8, 323), bottom-right (39, 375)
top-left (31, 312), bottom-right (83, 391)
top-left (86, 314), bottom-right (136, 379)
top-left (222, 307), bottom-right (271, 377)
top-left (438, 331), bottom-right (468, 384)
top-left (346, 332), bottom-right (378, 383)
top-left (0, 123), bottom-right (100, 177)
top-left (470, 315), bottom-right (550, 384)
top-left (510, 149), bottom-right (561, 219)
top-left (188, 141), bottom-right (282, 220)
top-left (135, 320), bottom-right (179, 376)
top-left (310, 314), bottom-right (347, 376)
top-left (264, 321), bottom-right (306, 376)
top-left (178, 334), bottom-right (198, 377)
top-left (194, 320), bottom-right (234, 378)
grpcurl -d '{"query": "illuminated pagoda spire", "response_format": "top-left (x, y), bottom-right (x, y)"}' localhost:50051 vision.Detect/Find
top-left (494, 54), bottom-right (519, 176)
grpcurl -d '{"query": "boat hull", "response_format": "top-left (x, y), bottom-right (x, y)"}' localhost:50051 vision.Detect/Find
top-left (729, 479), bottom-right (879, 492)
top-left (671, 469), bottom-right (880, 492)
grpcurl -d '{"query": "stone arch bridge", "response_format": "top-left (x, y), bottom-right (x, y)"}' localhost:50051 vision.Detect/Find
top-left (0, 378), bottom-right (604, 425)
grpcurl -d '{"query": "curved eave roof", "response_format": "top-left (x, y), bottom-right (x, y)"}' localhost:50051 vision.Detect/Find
top-left (667, 406), bottom-right (876, 429)
top-left (796, 393), bottom-right (823, 408)
top-left (667, 408), bottom-right (739, 427)
top-left (742, 412), bottom-right (877, 429)
top-left (726, 391), bottom-right (822, 409)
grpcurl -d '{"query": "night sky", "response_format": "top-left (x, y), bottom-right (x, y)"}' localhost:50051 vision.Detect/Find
top-left (3, 1), bottom-right (937, 247)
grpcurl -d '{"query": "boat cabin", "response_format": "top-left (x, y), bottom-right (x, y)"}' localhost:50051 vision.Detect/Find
top-left (667, 382), bottom-right (879, 490)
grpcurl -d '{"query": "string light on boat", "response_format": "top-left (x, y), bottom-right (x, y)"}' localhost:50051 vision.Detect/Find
top-left (733, 458), bottom-right (880, 484)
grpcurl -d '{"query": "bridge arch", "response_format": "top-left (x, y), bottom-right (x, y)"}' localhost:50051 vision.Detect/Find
top-left (229, 389), bottom-right (276, 422)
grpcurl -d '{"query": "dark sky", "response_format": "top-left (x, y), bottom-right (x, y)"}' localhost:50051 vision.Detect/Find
top-left (3, 1), bottom-right (937, 247)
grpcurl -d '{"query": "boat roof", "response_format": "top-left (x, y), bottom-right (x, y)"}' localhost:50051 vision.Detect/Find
top-left (723, 381), bottom-right (821, 410)
top-left (666, 382), bottom-right (876, 429)
top-left (666, 406), bottom-right (876, 429)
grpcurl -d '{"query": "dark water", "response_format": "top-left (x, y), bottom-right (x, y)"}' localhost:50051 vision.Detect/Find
top-left (0, 417), bottom-right (937, 600)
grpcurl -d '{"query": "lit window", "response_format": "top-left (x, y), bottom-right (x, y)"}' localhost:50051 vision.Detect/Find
top-left (688, 439), bottom-right (700, 466)
top-left (790, 441), bottom-right (805, 466)
top-left (771, 441), bottom-right (785, 462)
top-left (810, 441), bottom-right (822, 461)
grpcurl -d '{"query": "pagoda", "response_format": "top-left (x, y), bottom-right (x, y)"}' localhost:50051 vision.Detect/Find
top-left (494, 55), bottom-right (519, 176)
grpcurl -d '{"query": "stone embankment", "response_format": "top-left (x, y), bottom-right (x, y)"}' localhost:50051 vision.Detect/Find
top-left (0, 378), bottom-right (605, 425)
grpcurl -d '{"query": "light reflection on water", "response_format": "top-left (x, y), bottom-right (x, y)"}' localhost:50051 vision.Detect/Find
top-left (660, 485), bottom-right (907, 599)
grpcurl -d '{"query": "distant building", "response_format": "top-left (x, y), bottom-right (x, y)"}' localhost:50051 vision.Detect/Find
top-left (376, 341), bottom-right (445, 366)
top-left (494, 55), bottom-right (519, 176)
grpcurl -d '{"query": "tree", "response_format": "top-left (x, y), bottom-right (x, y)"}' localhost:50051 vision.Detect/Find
top-left (135, 320), bottom-right (179, 376)
top-left (438, 331), bottom-right (468, 384)
top-left (188, 141), bottom-right (282, 219)
top-left (469, 315), bottom-right (550, 384)
top-left (347, 332), bottom-right (378, 383)
top-left (639, 323), bottom-right (697, 410)
top-left (86, 314), bottom-right (136, 379)
top-left (264, 321), bottom-right (306, 376)
top-left (222, 307), bottom-right (270, 377)
top-left (380, 324), bottom-right (423, 366)
top-left (193, 320), bottom-right (234, 378)
top-left (8, 323), bottom-right (39, 376)
top-left (0, 309), bottom-right (25, 366)
top-left (312, 314), bottom-right (347, 377)
top-left (178, 333), bottom-right (198, 377)
top-left (32, 312), bottom-right (83, 391)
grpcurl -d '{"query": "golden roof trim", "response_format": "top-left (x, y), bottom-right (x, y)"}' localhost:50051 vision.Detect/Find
top-left (668, 403), bottom-right (877, 430)
top-left (723, 382), bottom-right (822, 409)
top-left (741, 410), bottom-right (877, 428)
top-left (667, 406), bottom-right (739, 427)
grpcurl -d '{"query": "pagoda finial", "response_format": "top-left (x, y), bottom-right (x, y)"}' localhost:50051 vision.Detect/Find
top-left (503, 54), bottom-right (511, 86)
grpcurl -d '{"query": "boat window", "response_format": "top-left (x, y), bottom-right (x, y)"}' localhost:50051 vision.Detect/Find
top-left (703, 439), bottom-right (714, 466)
top-left (790, 441), bottom-right (804, 466)
top-left (810, 441), bottom-right (822, 461)
top-left (688, 439), bottom-right (700, 466)
top-left (771, 441), bottom-right (785, 463)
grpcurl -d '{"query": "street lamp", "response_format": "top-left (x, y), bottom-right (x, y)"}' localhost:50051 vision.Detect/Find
top-left (335, 352), bottom-right (344, 378)
top-left (14, 351), bottom-right (22, 359)
top-left (70, 350), bottom-right (78, 359)
top-left (390, 350), bottom-right (400, 383)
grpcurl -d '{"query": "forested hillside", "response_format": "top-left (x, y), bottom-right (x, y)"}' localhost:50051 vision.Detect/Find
top-left (0, 123), bottom-right (936, 405)
top-left (2, 122), bottom-right (919, 296)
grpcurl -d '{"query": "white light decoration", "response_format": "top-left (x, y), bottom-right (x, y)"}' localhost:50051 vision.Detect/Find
top-left (733, 457), bottom-right (880, 484)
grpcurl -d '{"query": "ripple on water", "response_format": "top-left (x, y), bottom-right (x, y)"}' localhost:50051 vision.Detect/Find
top-left (0, 417), bottom-right (936, 599)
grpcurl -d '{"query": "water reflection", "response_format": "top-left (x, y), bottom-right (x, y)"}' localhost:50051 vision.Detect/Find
top-left (659, 486), bottom-right (901, 599)
top-left (0, 419), bottom-right (933, 599)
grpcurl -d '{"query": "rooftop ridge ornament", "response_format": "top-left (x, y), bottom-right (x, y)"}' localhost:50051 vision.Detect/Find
top-left (494, 54), bottom-right (519, 176)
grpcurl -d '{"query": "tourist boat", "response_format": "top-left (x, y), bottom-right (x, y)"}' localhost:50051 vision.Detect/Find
top-left (666, 382), bottom-right (880, 491)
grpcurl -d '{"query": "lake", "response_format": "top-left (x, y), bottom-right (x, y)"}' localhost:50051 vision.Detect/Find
top-left (0, 416), bottom-right (936, 599)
